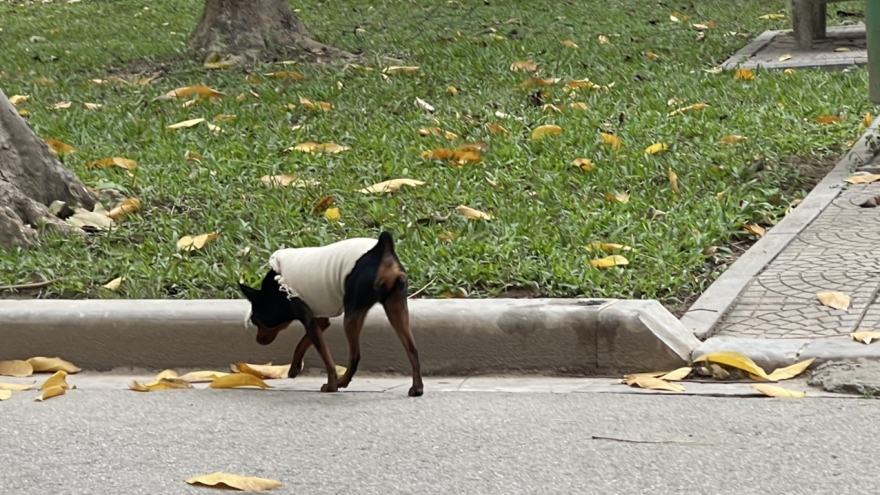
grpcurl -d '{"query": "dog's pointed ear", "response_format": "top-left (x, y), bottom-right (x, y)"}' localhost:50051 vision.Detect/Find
top-left (238, 282), bottom-right (260, 302)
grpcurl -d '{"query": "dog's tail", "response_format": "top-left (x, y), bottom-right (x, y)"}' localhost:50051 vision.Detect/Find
top-left (375, 231), bottom-right (406, 291)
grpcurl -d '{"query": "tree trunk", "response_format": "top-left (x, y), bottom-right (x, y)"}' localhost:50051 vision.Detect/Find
top-left (187, 0), bottom-right (353, 66)
top-left (0, 88), bottom-right (96, 248)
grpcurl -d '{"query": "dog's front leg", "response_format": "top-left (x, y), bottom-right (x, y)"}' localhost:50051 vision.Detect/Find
top-left (303, 316), bottom-right (339, 392)
top-left (288, 318), bottom-right (329, 378)
top-left (337, 310), bottom-right (367, 389)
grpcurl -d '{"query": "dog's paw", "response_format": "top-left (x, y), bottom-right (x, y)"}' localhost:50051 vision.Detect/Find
top-left (287, 368), bottom-right (300, 379)
top-left (407, 385), bottom-right (424, 397)
top-left (320, 383), bottom-right (338, 393)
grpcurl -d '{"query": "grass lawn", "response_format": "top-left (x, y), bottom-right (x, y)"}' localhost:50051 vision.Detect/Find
top-left (0, 0), bottom-right (874, 312)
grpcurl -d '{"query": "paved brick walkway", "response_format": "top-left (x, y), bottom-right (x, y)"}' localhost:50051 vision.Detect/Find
top-left (722, 24), bottom-right (867, 71)
top-left (716, 152), bottom-right (880, 339)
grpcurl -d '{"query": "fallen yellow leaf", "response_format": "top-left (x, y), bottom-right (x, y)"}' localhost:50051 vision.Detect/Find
top-left (155, 369), bottom-right (179, 380)
top-left (645, 51), bottom-right (660, 60)
top-left (599, 132), bottom-right (622, 150)
top-left (0, 360), bottom-right (33, 377)
top-left (129, 381), bottom-right (150, 392)
top-left (27, 356), bottom-right (80, 373)
top-left (86, 157), bottom-right (137, 171)
top-left (766, 358), bottom-right (816, 381)
top-left (129, 378), bottom-right (193, 391)
top-left (324, 207), bottom-right (340, 221)
top-left (18, 109), bottom-right (30, 117)
top-left (668, 168), bottom-right (680, 193)
top-left (851, 331), bottom-right (880, 345)
top-left (382, 66), bottom-right (420, 74)
top-left (562, 39), bottom-right (579, 49)
top-left (659, 367), bottom-right (692, 381)
top-left (816, 115), bottom-right (843, 124)
top-left (784, 68), bottom-right (795, 75)
top-left (9, 94), bottom-right (29, 105)
top-left (598, 35), bottom-right (611, 45)
top-left (290, 142), bottom-right (349, 154)
top-left (185, 472), bottom-right (281, 492)
top-left (590, 255), bottom-right (629, 269)
top-left (569, 102), bottom-right (588, 110)
top-left (778, 54), bottom-right (792, 62)
top-left (456, 205), bottom-right (493, 220)
top-left (178, 371), bottom-right (229, 382)
top-left (0, 390), bottom-right (10, 401)
top-left (604, 192), bottom-right (630, 203)
top-left (264, 71), bottom-right (305, 80)
top-left (817, 291), bottom-right (850, 311)
top-left (487, 123), bottom-right (508, 135)
top-left (177, 232), bottom-right (219, 252)
top-left (36, 385), bottom-right (66, 401)
top-left (298, 95), bottom-right (331, 112)
top-left (759, 13), bottom-right (787, 20)
top-left (667, 103), bottom-right (708, 117)
top-left (734, 68), bottom-right (755, 80)
top-left (720, 135), bottom-right (745, 144)
top-left (39, 371), bottom-right (69, 391)
top-left (107, 198), bottom-right (141, 220)
top-left (233, 363), bottom-right (291, 380)
top-left (692, 351), bottom-right (769, 380)
top-left (161, 85), bottom-right (223, 101)
top-left (359, 178), bottom-right (425, 194)
top-left (863, 113), bottom-right (873, 129)
top-left (509, 60), bottom-right (537, 72)
top-left (52, 101), bottom-right (72, 110)
top-left (587, 242), bottom-right (632, 252)
top-left (209, 373), bottom-right (270, 389)
top-left (522, 77), bottom-right (559, 88)
top-left (624, 376), bottom-right (684, 392)
top-left (447, 85), bottom-right (458, 95)
top-left (101, 275), bottom-right (123, 290)
top-left (167, 117), bottom-right (206, 130)
top-left (644, 142), bottom-right (669, 155)
top-left (573, 158), bottom-right (593, 171)
top-left (844, 174), bottom-right (880, 184)
top-left (83, 102), bottom-right (103, 110)
top-left (44, 137), bottom-right (75, 154)
top-left (0, 382), bottom-right (35, 391)
top-left (750, 384), bottom-right (805, 398)
top-left (260, 175), bottom-right (318, 188)
top-left (530, 124), bottom-right (563, 140)
top-left (743, 223), bottom-right (765, 237)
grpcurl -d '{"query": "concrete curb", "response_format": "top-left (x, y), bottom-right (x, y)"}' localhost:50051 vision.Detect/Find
top-left (692, 335), bottom-right (880, 374)
top-left (680, 115), bottom-right (880, 340)
top-left (0, 298), bottom-right (701, 376)
top-left (720, 26), bottom-right (868, 71)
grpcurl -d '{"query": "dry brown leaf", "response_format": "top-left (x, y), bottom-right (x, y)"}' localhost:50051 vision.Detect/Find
top-left (599, 132), bottom-right (622, 150)
top-left (107, 198), bottom-right (141, 220)
top-left (624, 376), bottom-right (684, 392)
top-left (185, 472), bottom-right (281, 492)
top-left (509, 60), bottom-right (537, 72)
top-left (659, 367), bottom-right (692, 381)
top-left (39, 371), bottom-right (69, 391)
top-left (750, 384), bottom-right (806, 398)
top-left (0, 390), bottom-right (10, 401)
top-left (645, 51), bottom-right (660, 60)
top-left (845, 174), bottom-right (880, 184)
top-left (312, 195), bottom-right (334, 214)
top-left (36, 385), bottom-right (66, 401)
top-left (0, 382), bottom-right (35, 391)
top-left (177, 232), bottom-right (219, 252)
top-left (359, 179), bottom-right (425, 194)
top-left (209, 373), bottom-right (271, 389)
top-left (742, 223), bottom-right (765, 237)
top-left (27, 356), bottom-right (80, 373)
top-left (817, 291), bottom-right (850, 311)
top-left (530, 124), bottom-right (563, 140)
top-left (456, 205), bottom-right (492, 220)
top-left (816, 115), bottom-right (843, 124)
top-left (264, 71), bottom-right (305, 80)
top-left (766, 358), bottom-right (815, 381)
top-left (44, 137), bottom-right (75, 154)
top-left (522, 77), bottom-right (559, 88)
top-left (167, 117), bottom-right (206, 130)
top-left (667, 103), bottom-right (708, 117)
top-left (590, 255), bottom-right (629, 269)
top-left (692, 351), bottom-right (769, 380)
top-left (720, 135), bottom-right (745, 144)
top-left (851, 331), bottom-right (880, 345)
top-left (86, 157), bottom-right (137, 171)
top-left (487, 123), bottom-right (508, 134)
top-left (103, 275), bottom-right (123, 291)
top-left (0, 365), bottom-right (31, 382)
top-left (161, 85), bottom-right (223, 101)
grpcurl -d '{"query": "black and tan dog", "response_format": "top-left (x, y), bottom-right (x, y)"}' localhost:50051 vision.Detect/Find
top-left (238, 231), bottom-right (423, 397)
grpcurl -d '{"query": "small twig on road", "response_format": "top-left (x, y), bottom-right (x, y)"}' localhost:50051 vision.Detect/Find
top-left (0, 279), bottom-right (55, 292)
top-left (591, 435), bottom-right (711, 446)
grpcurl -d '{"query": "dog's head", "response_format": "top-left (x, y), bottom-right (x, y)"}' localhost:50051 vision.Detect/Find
top-left (239, 270), bottom-right (298, 345)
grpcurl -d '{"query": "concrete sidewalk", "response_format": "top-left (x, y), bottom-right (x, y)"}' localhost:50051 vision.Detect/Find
top-left (684, 117), bottom-right (880, 371)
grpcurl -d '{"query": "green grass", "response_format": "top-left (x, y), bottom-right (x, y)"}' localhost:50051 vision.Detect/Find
top-left (0, 0), bottom-right (874, 309)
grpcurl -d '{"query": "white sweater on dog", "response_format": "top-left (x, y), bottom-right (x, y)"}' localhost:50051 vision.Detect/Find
top-left (268, 237), bottom-right (379, 318)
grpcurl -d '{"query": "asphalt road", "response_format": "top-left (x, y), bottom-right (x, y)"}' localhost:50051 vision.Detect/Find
top-left (0, 382), bottom-right (876, 495)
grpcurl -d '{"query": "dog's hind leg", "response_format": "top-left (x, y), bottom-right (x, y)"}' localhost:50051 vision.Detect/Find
top-left (382, 288), bottom-right (423, 397)
top-left (337, 310), bottom-right (367, 388)
top-left (288, 317), bottom-right (329, 378)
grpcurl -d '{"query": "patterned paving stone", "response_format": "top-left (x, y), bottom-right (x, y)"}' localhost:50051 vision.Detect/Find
top-left (716, 162), bottom-right (880, 338)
